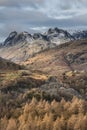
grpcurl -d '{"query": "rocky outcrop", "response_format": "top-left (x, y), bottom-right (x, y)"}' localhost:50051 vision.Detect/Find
top-left (65, 52), bottom-right (87, 64)
top-left (57, 87), bottom-right (81, 99)
top-left (40, 76), bottom-right (81, 100)
top-left (33, 33), bottom-right (48, 41)
top-left (2, 28), bottom-right (87, 47)
top-left (13, 31), bottom-right (33, 43)
top-left (44, 27), bottom-right (74, 44)
top-left (33, 33), bottom-right (42, 40)
top-left (4, 31), bottom-right (17, 45)
top-left (3, 27), bottom-right (75, 46)
top-left (72, 30), bottom-right (87, 40)
top-left (4, 31), bottom-right (34, 46)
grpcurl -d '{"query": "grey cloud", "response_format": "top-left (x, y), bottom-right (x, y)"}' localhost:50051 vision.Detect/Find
top-left (0, 0), bottom-right (87, 42)
top-left (39, 0), bottom-right (87, 19)
top-left (0, 0), bottom-right (43, 8)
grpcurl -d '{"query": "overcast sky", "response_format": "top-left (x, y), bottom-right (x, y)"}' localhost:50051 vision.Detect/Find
top-left (0, 0), bottom-right (87, 41)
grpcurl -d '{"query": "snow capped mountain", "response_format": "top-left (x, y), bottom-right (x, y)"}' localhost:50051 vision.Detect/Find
top-left (4, 31), bottom-right (34, 46)
top-left (44, 27), bottom-right (74, 44)
top-left (2, 27), bottom-right (87, 50)
top-left (3, 28), bottom-right (75, 46)
top-left (4, 31), bottom-right (17, 45)
top-left (72, 30), bottom-right (87, 40)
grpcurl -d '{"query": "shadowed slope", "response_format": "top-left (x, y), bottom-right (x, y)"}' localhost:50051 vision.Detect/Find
top-left (0, 57), bottom-right (21, 70)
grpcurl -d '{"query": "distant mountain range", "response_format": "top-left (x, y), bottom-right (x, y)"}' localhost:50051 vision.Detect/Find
top-left (0, 27), bottom-right (87, 64)
top-left (1, 27), bottom-right (87, 47)
top-left (72, 30), bottom-right (87, 40)
top-left (2, 27), bottom-right (74, 46)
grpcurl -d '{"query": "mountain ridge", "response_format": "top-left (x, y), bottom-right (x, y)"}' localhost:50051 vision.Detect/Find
top-left (1, 27), bottom-right (87, 64)
top-left (1, 27), bottom-right (87, 47)
top-left (2, 27), bottom-right (74, 46)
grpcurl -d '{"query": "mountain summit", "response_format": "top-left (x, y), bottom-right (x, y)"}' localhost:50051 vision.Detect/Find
top-left (3, 28), bottom-right (74, 46)
top-left (44, 27), bottom-right (74, 44)
top-left (4, 31), bottom-right (33, 46)
top-left (0, 27), bottom-right (87, 64)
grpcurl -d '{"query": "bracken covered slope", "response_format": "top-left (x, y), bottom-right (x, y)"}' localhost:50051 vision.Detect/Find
top-left (0, 39), bottom-right (56, 63)
top-left (23, 39), bottom-right (87, 76)
top-left (0, 57), bottom-right (21, 70)
top-left (0, 37), bottom-right (87, 130)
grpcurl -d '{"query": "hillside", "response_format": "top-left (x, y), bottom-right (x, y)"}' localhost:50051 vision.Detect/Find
top-left (0, 29), bottom-right (87, 130)
top-left (0, 57), bottom-right (21, 70)
top-left (0, 39), bottom-right (56, 63)
top-left (24, 39), bottom-right (87, 76)
top-left (0, 39), bottom-right (87, 104)
top-left (0, 28), bottom-right (74, 63)
top-left (0, 36), bottom-right (87, 100)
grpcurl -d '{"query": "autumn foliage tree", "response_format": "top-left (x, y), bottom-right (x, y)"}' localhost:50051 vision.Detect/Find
top-left (0, 97), bottom-right (87, 130)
